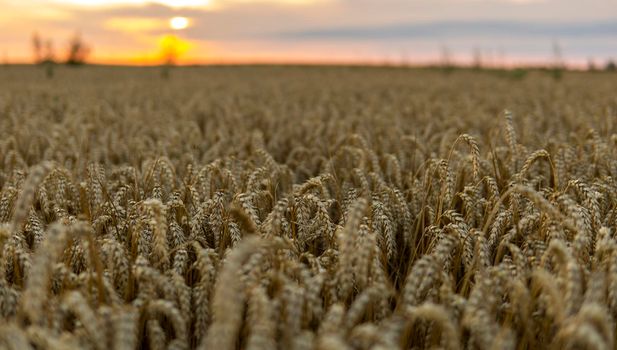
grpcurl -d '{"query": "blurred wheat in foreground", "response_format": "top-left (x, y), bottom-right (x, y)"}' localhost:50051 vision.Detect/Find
top-left (1, 66), bottom-right (617, 349)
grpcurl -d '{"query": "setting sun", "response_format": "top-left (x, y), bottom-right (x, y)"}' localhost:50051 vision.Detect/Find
top-left (169, 16), bottom-right (190, 30)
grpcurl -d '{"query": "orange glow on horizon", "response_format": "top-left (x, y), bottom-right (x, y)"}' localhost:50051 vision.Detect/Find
top-left (158, 34), bottom-right (191, 63)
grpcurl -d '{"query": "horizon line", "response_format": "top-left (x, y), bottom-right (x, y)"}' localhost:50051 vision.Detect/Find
top-left (3, 61), bottom-right (614, 71)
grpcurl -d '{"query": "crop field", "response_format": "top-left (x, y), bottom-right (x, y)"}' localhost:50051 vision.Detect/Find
top-left (0, 65), bottom-right (617, 349)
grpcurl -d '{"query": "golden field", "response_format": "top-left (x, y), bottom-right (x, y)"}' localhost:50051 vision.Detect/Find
top-left (0, 65), bottom-right (617, 349)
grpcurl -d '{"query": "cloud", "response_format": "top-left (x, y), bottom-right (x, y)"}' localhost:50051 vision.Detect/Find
top-left (104, 17), bottom-right (166, 33)
top-left (277, 20), bottom-right (617, 41)
top-left (46, 0), bottom-right (212, 9)
top-left (46, 0), bottom-right (328, 10)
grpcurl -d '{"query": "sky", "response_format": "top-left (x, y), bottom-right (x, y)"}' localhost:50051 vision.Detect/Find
top-left (0, 0), bottom-right (616, 66)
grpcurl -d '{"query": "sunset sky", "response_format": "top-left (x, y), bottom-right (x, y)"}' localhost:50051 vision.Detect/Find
top-left (1, 0), bottom-right (616, 66)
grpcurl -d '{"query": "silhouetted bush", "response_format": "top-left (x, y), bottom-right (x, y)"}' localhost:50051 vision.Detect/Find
top-left (65, 32), bottom-right (90, 65)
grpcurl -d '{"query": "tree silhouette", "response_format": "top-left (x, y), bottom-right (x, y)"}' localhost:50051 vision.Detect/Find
top-left (43, 39), bottom-right (55, 63)
top-left (472, 47), bottom-right (482, 70)
top-left (550, 40), bottom-right (564, 80)
top-left (587, 58), bottom-right (596, 72)
top-left (32, 32), bottom-right (56, 64)
top-left (32, 32), bottom-right (42, 64)
top-left (161, 35), bottom-right (180, 66)
top-left (32, 32), bottom-right (56, 78)
top-left (160, 34), bottom-right (181, 79)
top-left (66, 32), bottom-right (90, 65)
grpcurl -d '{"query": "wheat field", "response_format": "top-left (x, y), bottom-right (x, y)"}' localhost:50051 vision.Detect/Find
top-left (1, 65), bottom-right (617, 349)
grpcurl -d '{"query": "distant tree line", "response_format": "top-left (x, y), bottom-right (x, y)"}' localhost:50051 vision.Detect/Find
top-left (589, 58), bottom-right (616, 72)
top-left (32, 31), bottom-right (91, 66)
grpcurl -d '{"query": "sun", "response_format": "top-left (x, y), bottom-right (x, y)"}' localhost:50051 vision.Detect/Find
top-left (169, 16), bottom-right (190, 30)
